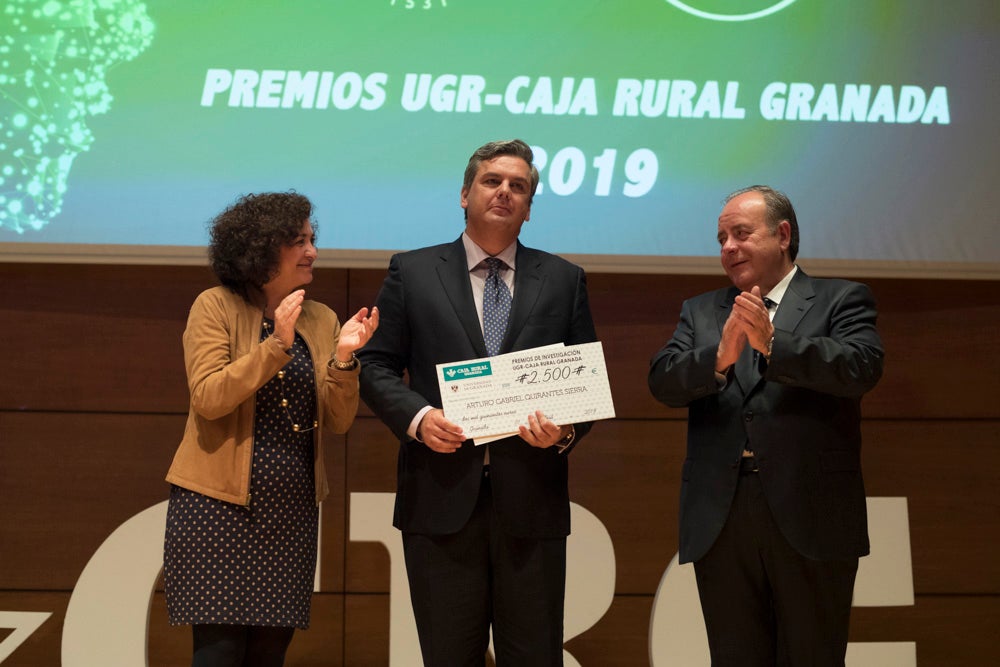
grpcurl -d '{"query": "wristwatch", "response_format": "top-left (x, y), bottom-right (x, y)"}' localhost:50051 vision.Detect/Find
top-left (554, 425), bottom-right (576, 453)
top-left (330, 353), bottom-right (359, 370)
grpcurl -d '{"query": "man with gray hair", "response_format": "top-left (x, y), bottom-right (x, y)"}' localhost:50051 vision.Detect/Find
top-left (649, 185), bottom-right (884, 665)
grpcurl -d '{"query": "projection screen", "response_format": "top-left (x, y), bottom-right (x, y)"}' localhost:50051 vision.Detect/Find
top-left (1, 0), bottom-right (997, 277)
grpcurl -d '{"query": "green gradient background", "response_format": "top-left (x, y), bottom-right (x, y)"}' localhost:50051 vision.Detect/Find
top-left (2, 0), bottom-right (996, 265)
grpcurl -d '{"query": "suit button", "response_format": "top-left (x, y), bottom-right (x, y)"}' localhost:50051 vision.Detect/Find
top-left (744, 411), bottom-right (754, 422)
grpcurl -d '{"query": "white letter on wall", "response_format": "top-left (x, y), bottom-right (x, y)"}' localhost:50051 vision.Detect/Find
top-left (0, 611), bottom-right (51, 662)
top-left (61, 501), bottom-right (168, 667)
top-left (349, 493), bottom-right (419, 666)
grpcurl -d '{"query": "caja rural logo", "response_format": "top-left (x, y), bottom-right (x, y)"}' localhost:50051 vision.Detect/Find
top-left (665, 0), bottom-right (798, 22)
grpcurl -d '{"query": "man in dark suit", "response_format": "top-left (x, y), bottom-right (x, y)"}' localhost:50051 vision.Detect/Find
top-left (648, 185), bottom-right (884, 666)
top-left (358, 139), bottom-right (596, 666)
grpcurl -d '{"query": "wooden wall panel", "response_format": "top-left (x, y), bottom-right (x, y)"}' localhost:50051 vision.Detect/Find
top-left (0, 591), bottom-right (347, 666)
top-left (565, 419), bottom-right (681, 594)
top-left (348, 268), bottom-right (1000, 422)
top-left (3, 591), bottom-right (994, 666)
top-left (861, 420), bottom-right (1000, 594)
top-left (861, 278), bottom-right (1000, 420)
top-left (3, 412), bottom-right (993, 595)
top-left (0, 591), bottom-right (68, 666)
top-left (0, 263), bottom-right (350, 413)
top-left (343, 417), bottom-right (683, 595)
top-left (564, 595), bottom-right (656, 666)
top-left (334, 593), bottom-right (1000, 667)
top-left (147, 593), bottom-right (194, 666)
top-left (319, 433), bottom-right (349, 594)
top-left (5, 263), bottom-right (996, 419)
top-left (343, 418), bottom-right (400, 593)
top-left (849, 596), bottom-right (1000, 666)
top-left (560, 272), bottom-right (1000, 421)
top-left (1, 262), bottom-right (998, 665)
top-left (586, 273), bottom-right (727, 422)
top-left (0, 263), bottom-right (206, 412)
top-left (340, 593), bottom-right (657, 666)
top-left (341, 416), bottom-right (1000, 596)
top-left (343, 594), bottom-right (391, 666)
top-left (0, 412), bottom-right (182, 590)
top-left (346, 268), bottom-right (389, 420)
top-left (0, 411), bottom-right (348, 593)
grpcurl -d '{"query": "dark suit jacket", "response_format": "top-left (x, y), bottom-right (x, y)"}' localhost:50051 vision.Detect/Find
top-left (648, 269), bottom-right (884, 563)
top-left (358, 237), bottom-right (597, 539)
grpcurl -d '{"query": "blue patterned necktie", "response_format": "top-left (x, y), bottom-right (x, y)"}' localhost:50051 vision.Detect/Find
top-left (483, 257), bottom-right (512, 357)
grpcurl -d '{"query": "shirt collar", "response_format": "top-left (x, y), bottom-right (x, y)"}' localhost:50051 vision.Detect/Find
top-left (462, 232), bottom-right (517, 272)
top-left (764, 265), bottom-right (798, 306)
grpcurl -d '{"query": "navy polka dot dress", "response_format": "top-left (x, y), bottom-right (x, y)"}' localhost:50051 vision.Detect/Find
top-left (164, 320), bottom-right (318, 628)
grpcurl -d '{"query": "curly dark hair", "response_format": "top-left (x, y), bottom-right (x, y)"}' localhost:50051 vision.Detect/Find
top-left (208, 192), bottom-right (316, 300)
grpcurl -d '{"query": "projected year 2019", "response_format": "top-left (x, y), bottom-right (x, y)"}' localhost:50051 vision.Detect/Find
top-left (531, 146), bottom-right (658, 198)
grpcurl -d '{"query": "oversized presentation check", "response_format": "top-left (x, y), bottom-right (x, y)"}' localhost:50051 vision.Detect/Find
top-left (436, 342), bottom-right (616, 443)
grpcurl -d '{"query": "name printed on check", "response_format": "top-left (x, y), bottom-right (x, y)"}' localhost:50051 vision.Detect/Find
top-left (436, 342), bottom-right (616, 442)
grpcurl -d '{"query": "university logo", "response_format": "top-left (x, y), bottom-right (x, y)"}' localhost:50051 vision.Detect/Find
top-left (664, 0), bottom-right (799, 22)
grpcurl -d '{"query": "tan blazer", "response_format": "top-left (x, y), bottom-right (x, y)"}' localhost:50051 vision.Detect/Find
top-left (166, 286), bottom-right (359, 505)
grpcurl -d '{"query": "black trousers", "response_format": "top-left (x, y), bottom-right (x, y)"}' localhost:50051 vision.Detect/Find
top-left (402, 470), bottom-right (566, 667)
top-left (693, 467), bottom-right (858, 667)
top-left (191, 624), bottom-right (295, 667)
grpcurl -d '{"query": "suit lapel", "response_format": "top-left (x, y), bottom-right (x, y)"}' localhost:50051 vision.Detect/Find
top-left (505, 243), bottom-right (545, 353)
top-left (774, 268), bottom-right (815, 333)
top-left (436, 238), bottom-right (489, 357)
top-left (434, 239), bottom-right (549, 358)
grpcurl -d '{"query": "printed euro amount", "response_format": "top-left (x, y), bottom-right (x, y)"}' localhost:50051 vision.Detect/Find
top-left (516, 363), bottom-right (594, 385)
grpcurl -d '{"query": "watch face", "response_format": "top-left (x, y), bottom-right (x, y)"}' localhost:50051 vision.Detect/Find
top-left (332, 355), bottom-right (358, 369)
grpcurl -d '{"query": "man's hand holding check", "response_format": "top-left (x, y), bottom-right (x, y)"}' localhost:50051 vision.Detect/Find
top-left (432, 342), bottom-right (616, 448)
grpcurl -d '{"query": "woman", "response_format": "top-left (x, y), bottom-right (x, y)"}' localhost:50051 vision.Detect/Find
top-left (163, 192), bottom-right (378, 666)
